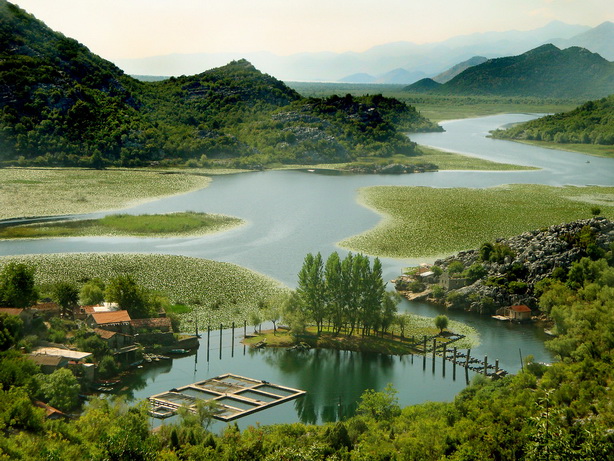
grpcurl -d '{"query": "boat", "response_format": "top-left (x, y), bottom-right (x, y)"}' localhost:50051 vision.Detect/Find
top-left (169, 348), bottom-right (188, 355)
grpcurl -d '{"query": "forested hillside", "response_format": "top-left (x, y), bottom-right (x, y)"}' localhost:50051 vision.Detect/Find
top-left (0, 1), bottom-right (439, 168)
top-left (491, 94), bottom-right (614, 145)
top-left (405, 44), bottom-right (614, 99)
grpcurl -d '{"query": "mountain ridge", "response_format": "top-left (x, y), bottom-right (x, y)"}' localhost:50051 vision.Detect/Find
top-left (404, 44), bottom-right (614, 98)
top-left (114, 21), bottom-right (610, 82)
top-left (0, 1), bottom-right (440, 168)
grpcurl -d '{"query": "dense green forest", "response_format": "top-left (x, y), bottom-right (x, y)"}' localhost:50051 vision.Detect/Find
top-left (405, 44), bottom-right (614, 99)
top-left (491, 95), bottom-right (614, 145)
top-left (0, 237), bottom-right (613, 459)
top-left (0, 1), bottom-right (439, 168)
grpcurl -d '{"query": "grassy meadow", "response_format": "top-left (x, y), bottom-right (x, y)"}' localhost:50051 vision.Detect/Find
top-left (0, 212), bottom-right (244, 239)
top-left (0, 167), bottom-right (211, 220)
top-left (340, 184), bottom-right (614, 258)
top-left (0, 253), bottom-right (289, 329)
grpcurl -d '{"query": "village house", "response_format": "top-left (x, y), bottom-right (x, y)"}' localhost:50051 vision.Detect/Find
top-left (30, 302), bottom-right (61, 319)
top-left (131, 317), bottom-right (173, 333)
top-left (496, 304), bottom-right (533, 322)
top-left (28, 346), bottom-right (93, 375)
top-left (94, 328), bottom-right (134, 350)
top-left (28, 354), bottom-right (69, 374)
top-left (77, 302), bottom-right (120, 320)
top-left (87, 310), bottom-right (132, 334)
top-left (440, 272), bottom-right (469, 290)
top-left (0, 307), bottom-right (34, 327)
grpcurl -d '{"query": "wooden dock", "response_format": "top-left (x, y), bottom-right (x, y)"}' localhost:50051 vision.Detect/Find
top-left (408, 334), bottom-right (508, 378)
top-left (148, 373), bottom-right (306, 421)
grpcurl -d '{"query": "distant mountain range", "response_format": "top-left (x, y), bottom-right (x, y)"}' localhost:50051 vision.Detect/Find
top-left (404, 44), bottom-right (614, 99)
top-left (115, 21), bottom-right (613, 83)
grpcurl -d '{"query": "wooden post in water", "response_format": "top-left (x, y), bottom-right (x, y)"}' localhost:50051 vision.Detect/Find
top-left (495, 359), bottom-right (499, 375)
top-left (231, 322), bottom-right (235, 357)
top-left (442, 344), bottom-right (446, 377)
top-left (207, 325), bottom-right (210, 362)
top-left (483, 355), bottom-right (488, 376)
top-left (244, 320), bottom-right (247, 337)
top-left (452, 346), bottom-right (457, 381)
top-left (432, 338), bottom-right (437, 374)
top-left (219, 324), bottom-right (223, 360)
top-left (465, 348), bottom-right (471, 368)
top-left (423, 335), bottom-right (427, 353)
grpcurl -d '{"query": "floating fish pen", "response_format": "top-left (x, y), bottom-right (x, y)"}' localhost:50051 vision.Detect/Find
top-left (148, 373), bottom-right (306, 421)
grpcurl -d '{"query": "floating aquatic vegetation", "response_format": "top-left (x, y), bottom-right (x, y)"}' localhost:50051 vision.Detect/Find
top-left (340, 184), bottom-right (614, 258)
top-left (0, 253), bottom-right (289, 329)
top-left (0, 212), bottom-right (244, 239)
top-left (0, 168), bottom-right (211, 220)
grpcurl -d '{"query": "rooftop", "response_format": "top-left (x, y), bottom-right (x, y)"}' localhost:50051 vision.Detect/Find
top-left (131, 317), bottom-right (172, 330)
top-left (510, 305), bottom-right (532, 313)
top-left (32, 347), bottom-right (92, 361)
top-left (0, 307), bottom-right (24, 316)
top-left (91, 310), bottom-right (131, 324)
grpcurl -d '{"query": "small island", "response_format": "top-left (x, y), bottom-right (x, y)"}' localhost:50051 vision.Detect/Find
top-left (0, 211), bottom-right (244, 239)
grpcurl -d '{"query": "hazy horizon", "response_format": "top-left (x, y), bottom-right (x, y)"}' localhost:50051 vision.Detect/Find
top-left (13, 0), bottom-right (614, 60)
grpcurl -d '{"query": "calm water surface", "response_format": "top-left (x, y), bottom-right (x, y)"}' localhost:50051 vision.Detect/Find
top-left (4, 114), bottom-right (613, 427)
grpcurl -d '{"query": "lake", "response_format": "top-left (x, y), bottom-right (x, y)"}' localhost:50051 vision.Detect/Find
top-left (3, 114), bottom-right (612, 428)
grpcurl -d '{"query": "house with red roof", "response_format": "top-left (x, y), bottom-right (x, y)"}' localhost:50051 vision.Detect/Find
top-left (86, 310), bottom-right (132, 333)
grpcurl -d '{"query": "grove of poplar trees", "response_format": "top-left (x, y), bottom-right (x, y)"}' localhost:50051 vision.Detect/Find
top-left (294, 252), bottom-right (398, 336)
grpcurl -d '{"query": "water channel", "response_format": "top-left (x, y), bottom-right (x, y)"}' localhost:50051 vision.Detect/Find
top-left (3, 114), bottom-right (613, 428)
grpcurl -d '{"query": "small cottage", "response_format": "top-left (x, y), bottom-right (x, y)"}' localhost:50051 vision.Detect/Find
top-left (0, 307), bottom-right (33, 326)
top-left (28, 354), bottom-right (68, 374)
top-left (496, 304), bottom-right (532, 322)
top-left (509, 305), bottom-right (532, 321)
top-left (94, 328), bottom-right (134, 350)
top-left (131, 317), bottom-right (173, 333)
top-left (87, 310), bottom-right (132, 333)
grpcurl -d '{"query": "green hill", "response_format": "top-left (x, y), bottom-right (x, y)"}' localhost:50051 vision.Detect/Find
top-left (404, 44), bottom-right (614, 98)
top-left (0, 1), bottom-right (439, 168)
top-left (491, 95), bottom-right (614, 145)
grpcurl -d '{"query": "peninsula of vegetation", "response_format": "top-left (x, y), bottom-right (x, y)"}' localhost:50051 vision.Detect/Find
top-left (0, 212), bottom-right (243, 239)
top-left (341, 184), bottom-right (614, 258)
top-left (491, 94), bottom-right (614, 158)
top-left (243, 252), bottom-right (478, 353)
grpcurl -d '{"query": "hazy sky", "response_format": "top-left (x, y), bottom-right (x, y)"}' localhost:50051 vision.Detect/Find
top-left (13, 0), bottom-right (614, 59)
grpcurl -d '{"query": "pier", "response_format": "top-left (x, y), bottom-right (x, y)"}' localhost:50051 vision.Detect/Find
top-left (148, 373), bottom-right (306, 421)
top-left (408, 334), bottom-right (508, 378)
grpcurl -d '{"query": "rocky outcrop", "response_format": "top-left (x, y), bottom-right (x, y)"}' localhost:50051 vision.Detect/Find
top-left (425, 218), bottom-right (614, 313)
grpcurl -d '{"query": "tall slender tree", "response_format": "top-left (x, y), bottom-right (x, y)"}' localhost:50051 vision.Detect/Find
top-left (324, 252), bottom-right (344, 334)
top-left (297, 253), bottom-right (326, 333)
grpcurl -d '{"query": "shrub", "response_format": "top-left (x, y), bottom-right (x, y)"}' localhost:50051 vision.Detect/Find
top-left (447, 261), bottom-right (465, 276)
